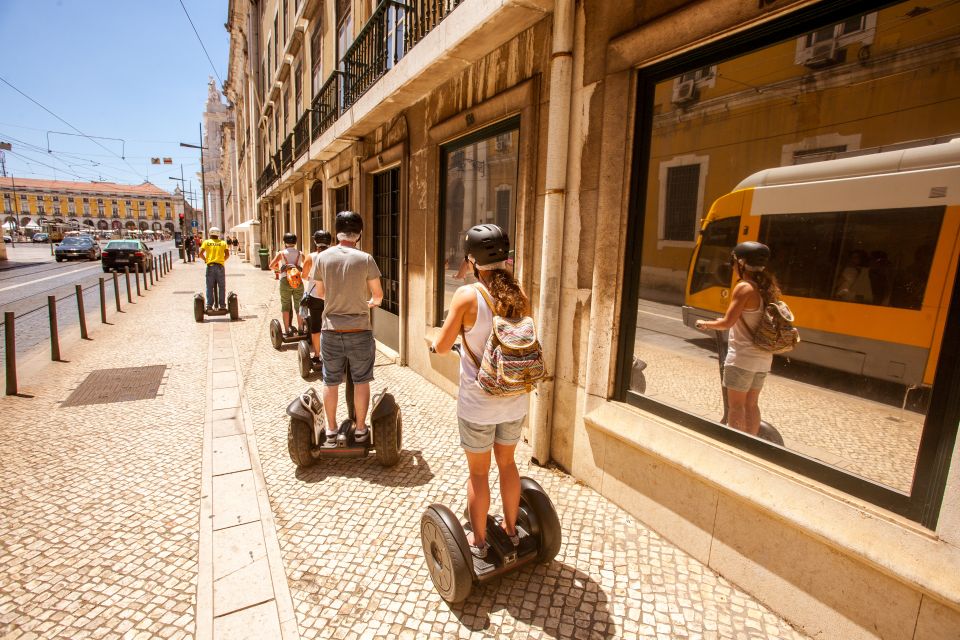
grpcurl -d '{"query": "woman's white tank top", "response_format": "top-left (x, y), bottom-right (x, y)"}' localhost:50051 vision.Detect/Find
top-left (280, 247), bottom-right (302, 268)
top-left (724, 287), bottom-right (773, 373)
top-left (457, 285), bottom-right (529, 424)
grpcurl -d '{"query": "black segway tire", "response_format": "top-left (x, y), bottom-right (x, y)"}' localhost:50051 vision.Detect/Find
top-left (269, 319), bottom-right (283, 350)
top-left (420, 505), bottom-right (473, 603)
top-left (297, 340), bottom-right (312, 380)
top-left (193, 294), bottom-right (204, 323)
top-left (758, 421), bottom-right (785, 446)
top-left (287, 418), bottom-right (315, 468)
top-left (520, 477), bottom-right (562, 563)
top-left (228, 292), bottom-right (239, 321)
top-left (373, 409), bottom-right (401, 467)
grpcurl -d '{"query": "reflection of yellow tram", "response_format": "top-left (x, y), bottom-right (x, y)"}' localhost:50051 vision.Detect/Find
top-left (682, 140), bottom-right (960, 387)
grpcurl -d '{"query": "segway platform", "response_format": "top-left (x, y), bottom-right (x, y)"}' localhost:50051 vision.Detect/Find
top-left (420, 477), bottom-right (562, 603)
top-left (194, 292), bottom-right (239, 322)
top-left (270, 318), bottom-right (308, 349)
top-left (285, 381), bottom-right (402, 468)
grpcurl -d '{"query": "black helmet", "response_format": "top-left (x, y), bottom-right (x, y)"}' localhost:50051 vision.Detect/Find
top-left (335, 211), bottom-right (363, 235)
top-left (283, 232), bottom-right (297, 245)
top-left (464, 224), bottom-right (510, 266)
top-left (732, 241), bottom-right (770, 270)
top-left (313, 229), bottom-right (332, 248)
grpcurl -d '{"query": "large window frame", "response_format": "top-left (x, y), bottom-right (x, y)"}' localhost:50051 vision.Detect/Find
top-left (435, 115), bottom-right (521, 325)
top-left (616, 0), bottom-right (960, 528)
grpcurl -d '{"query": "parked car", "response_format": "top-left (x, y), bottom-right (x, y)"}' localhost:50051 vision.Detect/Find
top-left (55, 235), bottom-right (102, 262)
top-left (101, 240), bottom-right (153, 273)
top-left (3, 234), bottom-right (11, 244)
top-left (32, 233), bottom-right (49, 243)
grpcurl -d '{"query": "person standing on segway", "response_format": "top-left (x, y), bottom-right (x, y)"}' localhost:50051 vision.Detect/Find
top-left (184, 233), bottom-right (196, 262)
top-left (301, 229), bottom-right (332, 367)
top-left (695, 241), bottom-right (780, 436)
top-left (269, 232), bottom-right (306, 337)
top-left (313, 211), bottom-right (383, 447)
top-left (198, 226), bottom-right (229, 313)
top-left (430, 224), bottom-right (530, 560)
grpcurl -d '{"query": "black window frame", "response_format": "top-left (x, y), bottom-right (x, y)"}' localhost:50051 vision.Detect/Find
top-left (435, 115), bottom-right (521, 325)
top-left (615, 0), bottom-right (960, 528)
top-left (373, 167), bottom-right (401, 315)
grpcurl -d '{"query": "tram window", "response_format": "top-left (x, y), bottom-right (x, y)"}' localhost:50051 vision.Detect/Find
top-left (759, 207), bottom-right (944, 309)
top-left (690, 217), bottom-right (738, 294)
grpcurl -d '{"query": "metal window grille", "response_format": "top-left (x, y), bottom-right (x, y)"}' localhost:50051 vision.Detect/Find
top-left (334, 185), bottom-right (350, 216)
top-left (663, 164), bottom-right (700, 242)
top-left (373, 168), bottom-right (400, 315)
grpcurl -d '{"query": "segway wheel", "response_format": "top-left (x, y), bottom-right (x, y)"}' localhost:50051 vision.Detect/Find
top-left (420, 505), bottom-right (473, 604)
top-left (297, 340), bottom-right (312, 380)
top-left (519, 477), bottom-right (562, 563)
top-left (287, 418), bottom-right (315, 468)
top-left (228, 292), bottom-right (239, 321)
top-left (193, 294), bottom-right (204, 323)
top-left (269, 319), bottom-right (283, 350)
top-left (373, 409), bottom-right (401, 467)
top-left (758, 421), bottom-right (785, 446)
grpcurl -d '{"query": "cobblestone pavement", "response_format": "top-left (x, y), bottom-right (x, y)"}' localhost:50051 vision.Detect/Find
top-left (231, 260), bottom-right (809, 640)
top-left (0, 254), bottom-right (201, 640)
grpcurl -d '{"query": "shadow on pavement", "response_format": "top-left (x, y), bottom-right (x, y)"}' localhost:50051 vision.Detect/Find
top-left (293, 449), bottom-right (434, 487)
top-left (450, 561), bottom-right (614, 638)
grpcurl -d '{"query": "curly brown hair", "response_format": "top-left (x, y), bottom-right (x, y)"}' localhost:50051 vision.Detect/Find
top-left (480, 269), bottom-right (529, 318)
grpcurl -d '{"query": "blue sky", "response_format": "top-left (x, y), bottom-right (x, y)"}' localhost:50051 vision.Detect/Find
top-left (0, 0), bottom-right (230, 200)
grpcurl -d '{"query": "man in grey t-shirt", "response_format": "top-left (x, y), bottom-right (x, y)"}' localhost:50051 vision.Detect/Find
top-left (312, 211), bottom-right (383, 447)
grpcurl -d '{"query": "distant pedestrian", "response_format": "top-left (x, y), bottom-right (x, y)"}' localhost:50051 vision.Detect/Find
top-left (184, 234), bottom-right (196, 262)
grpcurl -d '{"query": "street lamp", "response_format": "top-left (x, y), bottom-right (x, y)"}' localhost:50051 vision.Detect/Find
top-left (180, 124), bottom-right (209, 236)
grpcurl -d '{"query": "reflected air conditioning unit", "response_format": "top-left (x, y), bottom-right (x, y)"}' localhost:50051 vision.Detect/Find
top-left (672, 79), bottom-right (698, 105)
top-left (805, 40), bottom-right (841, 68)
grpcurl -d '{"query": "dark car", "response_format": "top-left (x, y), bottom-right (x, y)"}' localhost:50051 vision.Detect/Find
top-left (3, 234), bottom-right (11, 244)
top-left (101, 240), bottom-right (153, 273)
top-left (32, 233), bottom-right (49, 243)
top-left (55, 235), bottom-right (101, 262)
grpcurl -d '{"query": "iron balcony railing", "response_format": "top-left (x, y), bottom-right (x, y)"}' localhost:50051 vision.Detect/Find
top-left (257, 0), bottom-right (464, 197)
top-left (311, 71), bottom-right (342, 141)
top-left (294, 112), bottom-right (310, 159)
top-left (281, 134), bottom-right (294, 170)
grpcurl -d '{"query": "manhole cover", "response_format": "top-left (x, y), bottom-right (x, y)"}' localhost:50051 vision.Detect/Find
top-left (63, 365), bottom-right (167, 406)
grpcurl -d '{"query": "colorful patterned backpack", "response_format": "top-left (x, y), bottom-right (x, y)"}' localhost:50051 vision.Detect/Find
top-left (461, 285), bottom-right (546, 397)
top-left (749, 300), bottom-right (801, 354)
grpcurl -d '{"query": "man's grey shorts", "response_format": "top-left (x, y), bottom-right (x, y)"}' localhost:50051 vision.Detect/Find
top-left (321, 330), bottom-right (375, 386)
top-left (723, 365), bottom-right (767, 392)
top-left (457, 416), bottom-right (524, 453)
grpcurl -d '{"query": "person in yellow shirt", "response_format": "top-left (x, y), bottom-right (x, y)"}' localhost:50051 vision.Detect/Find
top-left (198, 227), bottom-right (230, 312)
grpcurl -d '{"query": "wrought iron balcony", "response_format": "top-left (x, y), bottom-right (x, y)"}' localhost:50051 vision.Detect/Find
top-left (311, 72), bottom-right (341, 141)
top-left (294, 112), bottom-right (310, 159)
top-left (281, 134), bottom-right (294, 170)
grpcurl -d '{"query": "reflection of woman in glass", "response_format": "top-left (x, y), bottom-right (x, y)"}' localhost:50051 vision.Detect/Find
top-left (695, 241), bottom-right (780, 436)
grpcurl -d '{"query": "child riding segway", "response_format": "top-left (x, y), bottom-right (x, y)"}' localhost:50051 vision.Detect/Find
top-left (268, 232), bottom-right (308, 349)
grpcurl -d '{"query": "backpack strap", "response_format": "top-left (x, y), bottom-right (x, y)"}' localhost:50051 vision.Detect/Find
top-left (458, 284), bottom-right (491, 369)
top-left (474, 283), bottom-right (496, 316)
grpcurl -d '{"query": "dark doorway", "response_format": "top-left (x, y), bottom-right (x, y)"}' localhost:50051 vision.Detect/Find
top-left (372, 168), bottom-right (401, 351)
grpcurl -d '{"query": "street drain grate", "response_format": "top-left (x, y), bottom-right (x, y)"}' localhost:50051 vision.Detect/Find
top-left (63, 365), bottom-right (167, 406)
top-left (240, 314), bottom-right (258, 319)
top-left (173, 290), bottom-right (196, 294)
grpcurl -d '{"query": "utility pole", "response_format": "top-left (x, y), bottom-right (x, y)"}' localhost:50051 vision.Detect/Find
top-left (1, 142), bottom-right (22, 247)
top-left (180, 125), bottom-right (209, 237)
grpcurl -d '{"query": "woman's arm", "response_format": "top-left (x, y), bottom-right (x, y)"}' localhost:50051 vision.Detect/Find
top-left (431, 286), bottom-right (474, 354)
top-left (696, 282), bottom-right (753, 331)
top-left (268, 252), bottom-right (282, 271)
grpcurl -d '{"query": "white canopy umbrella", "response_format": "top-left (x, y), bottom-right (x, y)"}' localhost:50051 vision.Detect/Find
top-left (24, 222), bottom-right (41, 229)
top-left (1, 220), bottom-right (15, 230)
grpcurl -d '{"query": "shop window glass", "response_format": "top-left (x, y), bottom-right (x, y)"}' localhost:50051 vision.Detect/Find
top-left (621, 0), bottom-right (960, 524)
top-left (437, 118), bottom-right (520, 321)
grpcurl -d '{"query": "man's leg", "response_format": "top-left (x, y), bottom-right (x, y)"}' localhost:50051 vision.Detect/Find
top-left (216, 265), bottom-right (226, 308)
top-left (320, 332), bottom-right (344, 440)
top-left (204, 266), bottom-right (214, 310)
top-left (322, 384), bottom-right (340, 434)
top-left (353, 382), bottom-right (371, 430)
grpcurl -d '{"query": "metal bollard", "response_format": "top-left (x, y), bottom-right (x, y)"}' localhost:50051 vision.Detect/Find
top-left (99, 277), bottom-right (107, 323)
top-left (113, 272), bottom-right (121, 311)
top-left (150, 259), bottom-right (155, 286)
top-left (48, 296), bottom-right (61, 361)
top-left (124, 267), bottom-right (133, 303)
top-left (4, 311), bottom-right (16, 395)
top-left (134, 264), bottom-right (142, 296)
top-left (142, 262), bottom-right (149, 291)
top-left (75, 284), bottom-right (89, 340)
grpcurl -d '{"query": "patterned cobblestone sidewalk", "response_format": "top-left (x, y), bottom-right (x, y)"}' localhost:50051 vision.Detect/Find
top-left (0, 256), bottom-right (202, 640)
top-left (230, 261), bottom-right (810, 640)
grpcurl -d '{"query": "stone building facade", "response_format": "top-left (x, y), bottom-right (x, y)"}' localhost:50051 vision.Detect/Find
top-left (224, 1), bottom-right (960, 637)
top-left (201, 79), bottom-right (233, 234)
